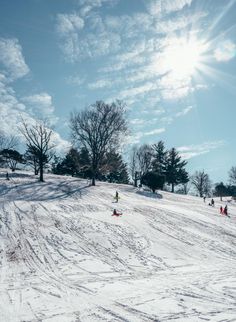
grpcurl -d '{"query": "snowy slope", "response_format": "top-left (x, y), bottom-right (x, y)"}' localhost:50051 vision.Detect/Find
top-left (0, 172), bottom-right (236, 322)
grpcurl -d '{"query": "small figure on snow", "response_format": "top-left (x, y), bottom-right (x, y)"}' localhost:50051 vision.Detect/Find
top-left (223, 205), bottom-right (228, 216)
top-left (203, 196), bottom-right (206, 203)
top-left (211, 199), bottom-right (215, 207)
top-left (6, 172), bottom-right (9, 180)
top-left (115, 191), bottom-right (119, 203)
top-left (112, 209), bottom-right (122, 217)
top-left (220, 206), bottom-right (223, 214)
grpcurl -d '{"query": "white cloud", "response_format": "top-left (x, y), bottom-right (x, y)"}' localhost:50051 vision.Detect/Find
top-left (214, 40), bottom-right (236, 62)
top-left (66, 75), bottom-right (86, 86)
top-left (0, 38), bottom-right (30, 80)
top-left (175, 105), bottom-right (193, 117)
top-left (22, 93), bottom-right (58, 125)
top-left (0, 78), bottom-right (69, 153)
top-left (118, 82), bottom-right (157, 100)
top-left (130, 118), bottom-right (146, 125)
top-left (127, 127), bottom-right (165, 144)
top-left (56, 13), bottom-right (84, 35)
top-left (145, 0), bottom-right (193, 16)
top-left (88, 79), bottom-right (112, 89)
top-left (177, 141), bottom-right (225, 160)
top-left (143, 128), bottom-right (166, 136)
top-left (158, 73), bottom-right (193, 100)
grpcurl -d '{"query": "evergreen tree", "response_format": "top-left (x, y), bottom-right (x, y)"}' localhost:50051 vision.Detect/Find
top-left (214, 182), bottom-right (228, 201)
top-left (55, 148), bottom-right (80, 176)
top-left (77, 147), bottom-right (92, 178)
top-left (165, 148), bottom-right (188, 193)
top-left (152, 141), bottom-right (167, 177)
top-left (101, 151), bottom-right (129, 184)
top-left (141, 172), bottom-right (165, 193)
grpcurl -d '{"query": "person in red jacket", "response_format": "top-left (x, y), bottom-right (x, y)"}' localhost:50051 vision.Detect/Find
top-left (112, 209), bottom-right (122, 217)
top-left (220, 206), bottom-right (223, 214)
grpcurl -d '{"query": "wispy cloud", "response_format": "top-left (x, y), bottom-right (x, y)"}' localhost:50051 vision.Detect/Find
top-left (66, 75), bottom-right (86, 86)
top-left (127, 127), bottom-right (165, 144)
top-left (175, 105), bottom-right (193, 117)
top-left (0, 76), bottom-right (69, 153)
top-left (56, 13), bottom-right (84, 35)
top-left (214, 40), bottom-right (236, 62)
top-left (22, 93), bottom-right (58, 125)
top-left (0, 38), bottom-right (30, 80)
top-left (144, 0), bottom-right (193, 16)
top-left (177, 141), bottom-right (225, 160)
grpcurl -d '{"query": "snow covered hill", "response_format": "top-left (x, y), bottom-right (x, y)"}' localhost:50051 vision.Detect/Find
top-left (0, 172), bottom-right (236, 322)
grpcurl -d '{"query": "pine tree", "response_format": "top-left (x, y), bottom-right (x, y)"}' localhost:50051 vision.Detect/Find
top-left (165, 148), bottom-right (188, 193)
top-left (61, 148), bottom-right (80, 176)
top-left (102, 151), bottom-right (129, 184)
top-left (152, 141), bottom-right (167, 177)
top-left (214, 182), bottom-right (228, 201)
top-left (141, 172), bottom-right (165, 193)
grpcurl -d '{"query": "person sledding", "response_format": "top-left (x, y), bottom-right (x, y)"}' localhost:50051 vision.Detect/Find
top-left (112, 208), bottom-right (122, 217)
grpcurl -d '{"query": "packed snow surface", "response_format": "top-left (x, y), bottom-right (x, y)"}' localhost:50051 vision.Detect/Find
top-left (0, 172), bottom-right (236, 322)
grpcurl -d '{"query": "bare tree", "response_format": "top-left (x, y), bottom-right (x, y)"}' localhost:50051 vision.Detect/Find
top-left (229, 166), bottom-right (236, 185)
top-left (70, 100), bottom-right (128, 186)
top-left (136, 144), bottom-right (153, 176)
top-left (191, 170), bottom-right (212, 197)
top-left (0, 131), bottom-right (18, 151)
top-left (19, 120), bottom-right (53, 182)
top-left (130, 146), bottom-right (139, 187)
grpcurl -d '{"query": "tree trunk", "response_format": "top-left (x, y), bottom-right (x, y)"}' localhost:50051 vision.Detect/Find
top-left (39, 160), bottom-right (44, 182)
top-left (171, 183), bottom-right (174, 193)
top-left (91, 176), bottom-right (95, 186)
top-left (134, 171), bottom-right (138, 187)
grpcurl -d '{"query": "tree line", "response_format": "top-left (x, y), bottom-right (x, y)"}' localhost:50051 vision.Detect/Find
top-left (0, 100), bottom-right (235, 198)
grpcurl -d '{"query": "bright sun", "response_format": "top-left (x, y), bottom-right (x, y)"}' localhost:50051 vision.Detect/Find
top-left (163, 37), bottom-right (206, 79)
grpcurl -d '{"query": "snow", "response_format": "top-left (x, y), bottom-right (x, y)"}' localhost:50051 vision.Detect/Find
top-left (0, 172), bottom-right (236, 321)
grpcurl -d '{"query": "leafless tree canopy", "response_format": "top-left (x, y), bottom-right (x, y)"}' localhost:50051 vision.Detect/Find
top-left (70, 100), bottom-right (128, 185)
top-left (19, 120), bottom-right (54, 182)
top-left (136, 144), bottom-right (153, 175)
top-left (229, 166), bottom-right (236, 185)
top-left (191, 170), bottom-right (212, 197)
top-left (130, 146), bottom-right (139, 181)
top-left (0, 131), bottom-right (19, 151)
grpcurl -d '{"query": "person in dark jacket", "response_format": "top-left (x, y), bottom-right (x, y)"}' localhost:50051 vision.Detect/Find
top-left (115, 191), bottom-right (119, 203)
top-left (223, 205), bottom-right (228, 216)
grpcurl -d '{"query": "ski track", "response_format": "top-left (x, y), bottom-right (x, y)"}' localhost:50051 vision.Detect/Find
top-left (0, 173), bottom-right (236, 321)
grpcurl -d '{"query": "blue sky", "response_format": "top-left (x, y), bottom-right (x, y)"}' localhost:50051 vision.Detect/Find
top-left (0, 0), bottom-right (236, 182)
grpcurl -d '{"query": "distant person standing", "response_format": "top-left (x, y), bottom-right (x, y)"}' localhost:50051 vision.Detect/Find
top-left (203, 196), bottom-right (206, 203)
top-left (223, 205), bottom-right (228, 216)
top-left (220, 206), bottom-right (223, 214)
top-left (115, 191), bottom-right (119, 203)
top-left (211, 199), bottom-right (215, 207)
top-left (6, 172), bottom-right (9, 180)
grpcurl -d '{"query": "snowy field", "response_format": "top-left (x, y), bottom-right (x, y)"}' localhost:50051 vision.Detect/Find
top-left (0, 172), bottom-right (236, 322)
